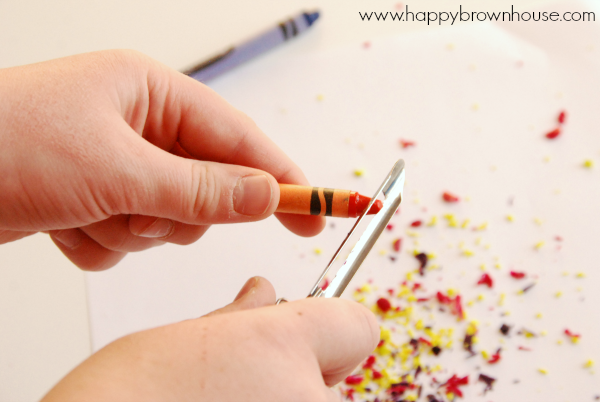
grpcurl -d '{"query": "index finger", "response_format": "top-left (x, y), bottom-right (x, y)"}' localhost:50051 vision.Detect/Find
top-left (140, 59), bottom-right (325, 237)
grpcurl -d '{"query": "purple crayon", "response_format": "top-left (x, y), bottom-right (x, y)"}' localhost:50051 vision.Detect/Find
top-left (184, 10), bottom-right (320, 82)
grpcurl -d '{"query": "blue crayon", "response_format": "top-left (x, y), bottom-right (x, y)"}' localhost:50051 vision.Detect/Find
top-left (184, 10), bottom-right (320, 82)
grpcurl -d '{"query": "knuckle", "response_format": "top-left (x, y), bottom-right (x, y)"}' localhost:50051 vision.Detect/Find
top-left (190, 162), bottom-right (221, 220)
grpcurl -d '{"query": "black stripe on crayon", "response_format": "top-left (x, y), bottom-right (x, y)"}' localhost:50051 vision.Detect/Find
top-left (279, 23), bottom-right (288, 39)
top-left (323, 188), bottom-right (334, 217)
top-left (290, 18), bottom-right (298, 36)
top-left (310, 187), bottom-right (321, 215)
top-left (182, 48), bottom-right (234, 76)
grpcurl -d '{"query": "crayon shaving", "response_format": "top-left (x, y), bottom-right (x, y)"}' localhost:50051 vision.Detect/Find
top-left (564, 329), bottom-right (581, 344)
top-left (442, 192), bottom-right (460, 203)
top-left (477, 273), bottom-right (493, 288)
top-left (545, 110), bottom-right (567, 139)
top-left (400, 139), bottom-right (416, 149)
top-left (338, 278), bottom-right (482, 401)
top-left (336, 270), bottom-right (590, 400)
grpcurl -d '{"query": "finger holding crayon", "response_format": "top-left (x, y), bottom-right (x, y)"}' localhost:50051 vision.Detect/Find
top-left (276, 184), bottom-right (383, 218)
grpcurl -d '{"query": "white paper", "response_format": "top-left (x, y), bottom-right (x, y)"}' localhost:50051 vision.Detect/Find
top-left (87, 2), bottom-right (600, 399)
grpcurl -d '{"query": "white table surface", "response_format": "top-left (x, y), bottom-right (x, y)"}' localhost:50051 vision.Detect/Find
top-left (0, 0), bottom-right (558, 400)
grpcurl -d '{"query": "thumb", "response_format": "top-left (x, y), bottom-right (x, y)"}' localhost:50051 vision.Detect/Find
top-left (204, 276), bottom-right (276, 317)
top-left (123, 140), bottom-right (280, 225)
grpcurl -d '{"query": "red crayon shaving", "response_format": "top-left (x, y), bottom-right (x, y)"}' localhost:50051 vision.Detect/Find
top-left (442, 192), bottom-right (460, 203)
top-left (565, 329), bottom-right (581, 339)
top-left (487, 349), bottom-right (502, 364)
top-left (477, 273), bottom-right (494, 288)
top-left (558, 110), bottom-right (566, 124)
top-left (437, 291), bottom-right (465, 320)
top-left (546, 128), bottom-right (561, 139)
top-left (345, 375), bottom-right (363, 385)
top-left (376, 297), bottom-right (392, 313)
top-left (442, 375), bottom-right (469, 398)
top-left (362, 355), bottom-right (376, 369)
top-left (510, 271), bottom-right (526, 279)
top-left (399, 139), bottom-right (415, 148)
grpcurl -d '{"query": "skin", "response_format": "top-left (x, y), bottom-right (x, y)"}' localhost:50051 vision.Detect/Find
top-left (0, 49), bottom-right (325, 270)
top-left (42, 277), bottom-right (379, 402)
top-left (0, 51), bottom-right (379, 399)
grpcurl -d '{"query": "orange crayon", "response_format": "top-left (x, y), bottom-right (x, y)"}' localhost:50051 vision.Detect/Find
top-left (277, 184), bottom-right (383, 218)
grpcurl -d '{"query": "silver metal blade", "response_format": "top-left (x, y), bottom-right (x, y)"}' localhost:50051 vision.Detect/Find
top-left (309, 159), bottom-right (406, 299)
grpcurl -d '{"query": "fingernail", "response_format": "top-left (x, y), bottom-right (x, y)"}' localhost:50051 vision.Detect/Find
top-left (136, 218), bottom-right (174, 238)
top-left (53, 229), bottom-right (83, 249)
top-left (233, 175), bottom-right (272, 216)
top-left (234, 277), bottom-right (258, 301)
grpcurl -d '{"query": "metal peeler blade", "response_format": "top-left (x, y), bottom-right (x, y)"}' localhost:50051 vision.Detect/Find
top-left (277, 159), bottom-right (405, 304)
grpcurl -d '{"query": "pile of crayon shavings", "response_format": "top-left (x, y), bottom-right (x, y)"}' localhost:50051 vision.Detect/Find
top-left (332, 110), bottom-right (598, 401)
top-left (334, 274), bottom-right (590, 402)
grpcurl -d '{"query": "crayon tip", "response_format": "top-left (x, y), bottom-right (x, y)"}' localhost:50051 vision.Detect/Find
top-left (304, 10), bottom-right (320, 26)
top-left (355, 193), bottom-right (383, 216)
top-left (368, 199), bottom-right (384, 215)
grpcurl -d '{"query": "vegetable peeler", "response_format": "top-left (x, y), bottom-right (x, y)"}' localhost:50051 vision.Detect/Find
top-left (277, 159), bottom-right (405, 303)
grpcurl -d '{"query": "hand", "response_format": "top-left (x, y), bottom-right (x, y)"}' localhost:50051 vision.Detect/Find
top-left (41, 277), bottom-right (379, 402)
top-left (0, 50), bottom-right (325, 270)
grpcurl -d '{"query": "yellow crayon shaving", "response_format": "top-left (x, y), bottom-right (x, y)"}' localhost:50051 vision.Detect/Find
top-left (316, 94), bottom-right (324, 101)
top-left (535, 241), bottom-right (545, 250)
top-left (353, 169), bottom-right (365, 177)
top-left (538, 368), bottom-right (548, 375)
top-left (576, 272), bottom-right (586, 278)
top-left (583, 159), bottom-right (594, 168)
top-left (444, 214), bottom-right (458, 228)
top-left (506, 215), bottom-right (515, 222)
top-left (585, 360), bottom-right (595, 368)
top-left (314, 248), bottom-right (322, 255)
top-left (427, 216), bottom-right (437, 226)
